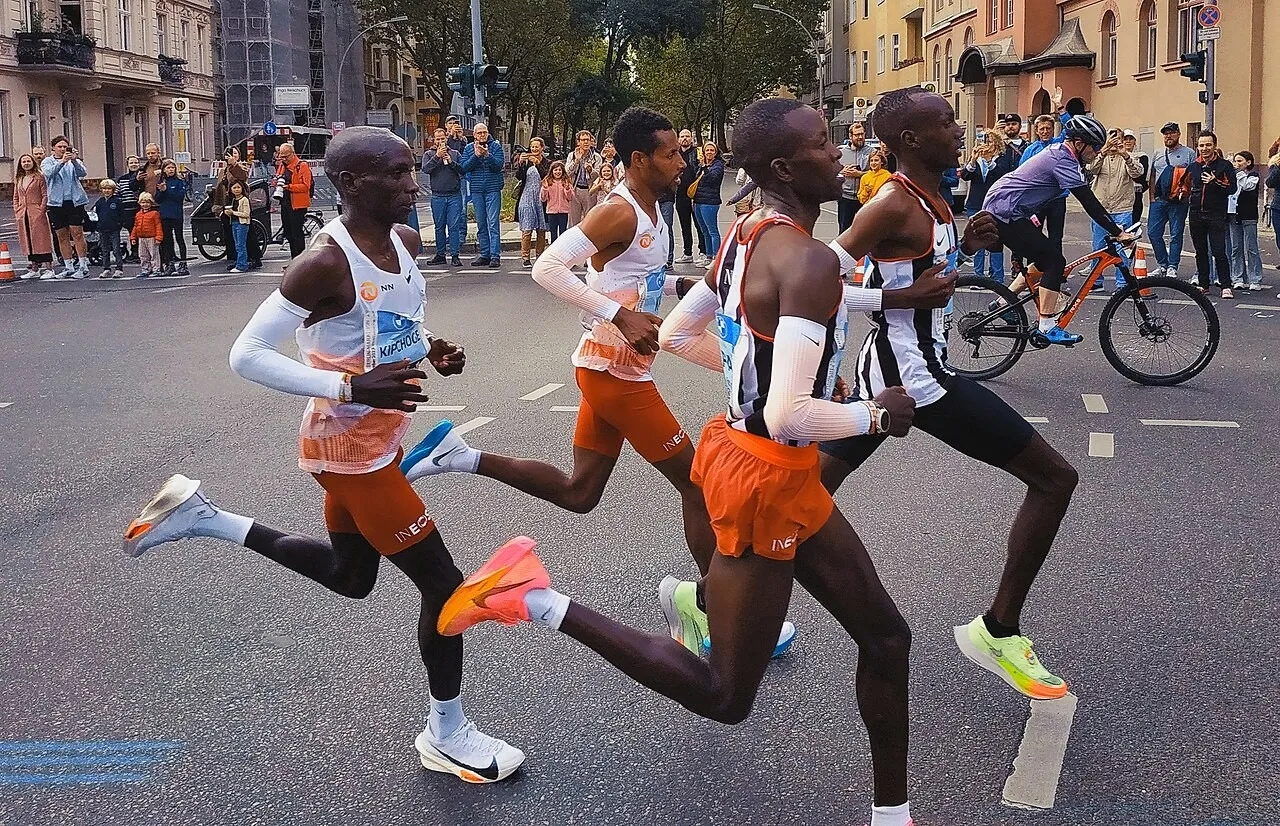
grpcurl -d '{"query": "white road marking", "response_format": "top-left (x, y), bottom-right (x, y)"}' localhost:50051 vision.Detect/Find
top-left (1237, 303), bottom-right (1280, 311)
top-left (1088, 432), bottom-right (1114, 458)
top-left (0, 402), bottom-right (12, 409)
top-left (151, 285), bottom-right (194, 293)
top-left (550, 405), bottom-right (580, 412)
top-left (417, 405), bottom-right (467, 412)
top-left (1081, 393), bottom-right (1108, 414)
top-left (520, 382), bottom-right (565, 401)
top-left (453, 416), bottom-right (495, 436)
top-left (1023, 416), bottom-right (1049, 423)
top-left (1139, 419), bottom-right (1240, 428)
top-left (1001, 693), bottom-right (1079, 810)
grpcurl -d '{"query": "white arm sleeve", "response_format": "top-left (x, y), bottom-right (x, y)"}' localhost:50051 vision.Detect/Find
top-left (762, 316), bottom-right (873, 442)
top-left (828, 240), bottom-right (883, 312)
top-left (531, 227), bottom-right (621, 321)
top-left (658, 279), bottom-right (723, 372)
top-left (828, 239), bottom-right (860, 276)
top-left (228, 290), bottom-right (344, 400)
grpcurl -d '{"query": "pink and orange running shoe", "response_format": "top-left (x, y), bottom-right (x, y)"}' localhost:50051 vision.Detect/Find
top-left (437, 537), bottom-right (550, 636)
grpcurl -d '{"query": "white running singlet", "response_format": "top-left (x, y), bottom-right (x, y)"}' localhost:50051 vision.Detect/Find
top-left (296, 217), bottom-right (428, 474)
top-left (851, 174), bottom-right (958, 408)
top-left (714, 212), bottom-right (848, 447)
top-left (571, 183), bottom-right (670, 381)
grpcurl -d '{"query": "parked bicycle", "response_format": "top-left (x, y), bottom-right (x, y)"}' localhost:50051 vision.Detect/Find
top-left (947, 227), bottom-right (1220, 386)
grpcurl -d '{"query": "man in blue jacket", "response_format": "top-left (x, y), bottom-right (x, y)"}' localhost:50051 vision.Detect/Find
top-left (460, 122), bottom-right (505, 268)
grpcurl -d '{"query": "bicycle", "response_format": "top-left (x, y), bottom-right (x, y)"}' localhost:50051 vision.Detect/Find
top-left (946, 227), bottom-right (1220, 386)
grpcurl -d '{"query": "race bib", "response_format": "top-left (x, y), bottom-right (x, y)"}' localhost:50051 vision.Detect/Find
top-left (637, 267), bottom-right (667, 314)
top-left (364, 309), bottom-right (427, 370)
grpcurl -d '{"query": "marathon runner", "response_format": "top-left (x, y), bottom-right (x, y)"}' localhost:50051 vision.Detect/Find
top-left (983, 113), bottom-right (1137, 345)
top-left (824, 87), bottom-right (1078, 701)
top-left (400, 106), bottom-right (797, 658)
top-left (430, 97), bottom-right (921, 826)
top-left (121, 127), bottom-right (524, 784)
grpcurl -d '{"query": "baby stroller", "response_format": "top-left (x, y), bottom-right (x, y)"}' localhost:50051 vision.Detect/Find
top-left (83, 206), bottom-right (127, 267)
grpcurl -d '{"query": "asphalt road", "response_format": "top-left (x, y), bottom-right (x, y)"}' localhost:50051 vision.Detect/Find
top-left (1, 206), bottom-right (1278, 826)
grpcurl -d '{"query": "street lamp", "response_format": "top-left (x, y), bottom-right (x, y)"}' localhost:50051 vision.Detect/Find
top-left (336, 15), bottom-right (410, 129)
top-left (752, 4), bottom-right (824, 107)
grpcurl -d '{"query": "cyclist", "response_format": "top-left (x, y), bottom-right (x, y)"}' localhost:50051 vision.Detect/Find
top-left (983, 114), bottom-right (1137, 346)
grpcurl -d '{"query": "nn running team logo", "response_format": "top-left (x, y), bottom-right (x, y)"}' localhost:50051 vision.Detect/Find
top-left (359, 281), bottom-right (380, 302)
top-left (638, 232), bottom-right (654, 249)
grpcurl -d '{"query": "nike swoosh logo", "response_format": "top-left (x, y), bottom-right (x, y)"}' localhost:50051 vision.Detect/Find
top-left (432, 446), bottom-right (464, 467)
top-left (802, 334), bottom-right (821, 347)
top-left (435, 749), bottom-right (501, 780)
top-left (473, 578), bottom-right (535, 609)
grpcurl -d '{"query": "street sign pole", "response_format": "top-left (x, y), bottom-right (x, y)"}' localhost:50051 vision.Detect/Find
top-left (1197, 1), bottom-right (1220, 131)
top-left (470, 0), bottom-right (485, 117)
top-left (1204, 37), bottom-right (1215, 132)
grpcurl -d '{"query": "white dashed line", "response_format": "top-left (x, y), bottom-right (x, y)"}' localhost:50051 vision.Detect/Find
top-left (1088, 432), bottom-right (1114, 458)
top-left (1081, 394), bottom-right (1108, 414)
top-left (1237, 303), bottom-right (1280, 311)
top-left (151, 285), bottom-right (194, 293)
top-left (549, 405), bottom-right (580, 412)
top-left (452, 416), bottom-right (495, 435)
top-left (520, 382), bottom-right (565, 401)
top-left (417, 405), bottom-right (467, 412)
top-left (1001, 693), bottom-right (1079, 810)
top-left (0, 402), bottom-right (12, 409)
top-left (1138, 419), bottom-right (1240, 428)
top-left (1023, 416), bottom-right (1049, 423)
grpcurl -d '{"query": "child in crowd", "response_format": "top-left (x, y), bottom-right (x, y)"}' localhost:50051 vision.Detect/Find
top-left (130, 193), bottom-right (164, 278)
top-left (94, 179), bottom-right (127, 279)
top-left (590, 162), bottom-right (619, 207)
top-left (228, 180), bottom-right (252, 273)
top-left (541, 161), bottom-right (572, 242)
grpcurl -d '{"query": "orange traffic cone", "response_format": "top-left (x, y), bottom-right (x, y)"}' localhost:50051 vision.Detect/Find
top-left (0, 243), bottom-right (15, 282)
top-left (851, 256), bottom-right (865, 286)
top-left (1133, 246), bottom-right (1153, 296)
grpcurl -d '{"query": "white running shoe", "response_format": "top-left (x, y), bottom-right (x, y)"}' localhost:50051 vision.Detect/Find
top-left (123, 474), bottom-right (218, 557)
top-left (674, 254), bottom-right (693, 264)
top-left (20, 267), bottom-right (38, 280)
top-left (75, 263), bottom-right (91, 279)
top-left (401, 420), bottom-right (475, 482)
top-left (40, 269), bottom-right (61, 280)
top-left (414, 722), bottom-right (524, 784)
top-left (693, 253), bottom-right (710, 268)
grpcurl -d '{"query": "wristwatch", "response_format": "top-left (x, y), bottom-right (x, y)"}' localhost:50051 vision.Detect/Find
top-left (338, 373), bottom-right (353, 403)
top-left (863, 400), bottom-right (890, 435)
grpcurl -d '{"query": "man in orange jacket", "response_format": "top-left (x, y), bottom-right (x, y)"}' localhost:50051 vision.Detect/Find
top-left (274, 142), bottom-right (313, 258)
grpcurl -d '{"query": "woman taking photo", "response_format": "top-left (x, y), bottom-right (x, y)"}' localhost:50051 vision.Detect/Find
top-left (959, 128), bottom-right (1014, 282)
top-left (691, 141), bottom-right (725, 268)
top-left (514, 137), bottom-right (552, 268)
top-left (1226, 151), bottom-right (1263, 291)
top-left (12, 153), bottom-right (55, 279)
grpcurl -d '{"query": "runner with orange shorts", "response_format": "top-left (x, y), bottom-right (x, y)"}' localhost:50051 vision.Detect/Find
top-left (119, 128), bottom-right (524, 784)
top-left (428, 99), bottom-right (924, 826)
top-left (401, 106), bottom-right (796, 658)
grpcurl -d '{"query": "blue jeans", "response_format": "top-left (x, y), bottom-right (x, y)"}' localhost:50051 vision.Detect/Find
top-left (659, 200), bottom-right (675, 267)
top-left (1091, 210), bottom-right (1132, 285)
top-left (1147, 199), bottom-right (1188, 272)
top-left (972, 248), bottom-right (1005, 282)
top-left (473, 188), bottom-right (503, 259)
top-left (1227, 219), bottom-right (1262, 287)
top-left (404, 202), bottom-right (420, 232)
top-left (100, 228), bottom-right (123, 268)
top-left (232, 222), bottom-right (249, 270)
top-left (430, 193), bottom-right (463, 256)
top-left (693, 204), bottom-right (721, 261)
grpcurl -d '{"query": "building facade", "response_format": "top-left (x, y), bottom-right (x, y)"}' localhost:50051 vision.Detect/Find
top-left (363, 41), bottom-right (444, 154)
top-left (0, 0), bottom-right (217, 188)
top-left (842, 0), bottom-right (930, 133)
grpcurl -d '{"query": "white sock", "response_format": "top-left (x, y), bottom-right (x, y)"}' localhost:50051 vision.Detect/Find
top-left (524, 588), bottom-right (570, 631)
top-left (1038, 316), bottom-right (1055, 333)
top-left (457, 447), bottom-right (481, 473)
top-left (428, 694), bottom-right (466, 741)
top-left (870, 801), bottom-right (911, 826)
top-left (203, 505), bottom-right (254, 545)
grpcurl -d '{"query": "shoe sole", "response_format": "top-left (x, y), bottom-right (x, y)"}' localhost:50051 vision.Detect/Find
top-left (700, 621), bottom-right (797, 659)
top-left (953, 625), bottom-right (1067, 701)
top-left (123, 474), bottom-right (201, 557)
top-left (399, 420), bottom-right (455, 480)
top-left (415, 739), bottom-right (521, 784)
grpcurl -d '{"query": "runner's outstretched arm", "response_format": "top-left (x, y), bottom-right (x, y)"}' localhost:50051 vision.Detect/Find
top-left (657, 279), bottom-right (722, 371)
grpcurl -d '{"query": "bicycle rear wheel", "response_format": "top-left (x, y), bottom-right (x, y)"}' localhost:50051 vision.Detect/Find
top-left (1099, 276), bottom-right (1219, 385)
top-left (948, 276), bottom-right (1031, 381)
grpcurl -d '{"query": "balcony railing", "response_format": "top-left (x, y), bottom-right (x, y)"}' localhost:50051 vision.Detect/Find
top-left (15, 31), bottom-right (96, 71)
top-left (897, 56), bottom-right (924, 69)
top-left (158, 54), bottom-right (187, 86)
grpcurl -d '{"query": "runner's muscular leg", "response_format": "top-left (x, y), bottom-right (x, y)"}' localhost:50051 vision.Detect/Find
top-left (476, 445), bottom-right (617, 515)
top-left (793, 507), bottom-right (910, 808)
top-left (651, 443), bottom-right (716, 576)
top-left (244, 524), bottom-right (381, 599)
top-left (559, 548), bottom-right (791, 724)
top-left (386, 528), bottom-right (466, 701)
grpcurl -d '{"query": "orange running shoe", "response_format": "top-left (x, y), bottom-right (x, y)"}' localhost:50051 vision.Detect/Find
top-left (437, 537), bottom-right (549, 636)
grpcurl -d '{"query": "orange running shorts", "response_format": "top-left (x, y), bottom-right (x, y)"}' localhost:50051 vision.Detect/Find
top-left (312, 450), bottom-right (435, 556)
top-left (572, 367), bottom-right (689, 464)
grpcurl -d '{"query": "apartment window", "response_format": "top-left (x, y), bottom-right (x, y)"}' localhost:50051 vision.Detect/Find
top-left (848, 0), bottom-right (856, 22)
top-left (1140, 2), bottom-right (1157, 71)
top-left (132, 107), bottom-right (146, 156)
top-left (877, 36), bottom-right (886, 73)
top-left (892, 34), bottom-right (900, 69)
top-left (58, 0), bottom-right (83, 34)
top-left (27, 95), bottom-right (43, 147)
top-left (155, 13), bottom-right (167, 54)
top-left (933, 44), bottom-right (941, 85)
top-left (180, 20), bottom-right (189, 61)
top-left (196, 24), bottom-right (206, 73)
top-left (1005, 0), bottom-right (1014, 28)
top-left (988, 0), bottom-right (998, 34)
top-left (1101, 12), bottom-right (1117, 79)
top-left (158, 109), bottom-right (172, 156)
top-left (197, 112), bottom-right (209, 160)
top-left (60, 99), bottom-right (81, 148)
top-left (862, 0), bottom-right (868, 18)
top-left (1176, 2), bottom-right (1202, 57)
top-left (0, 93), bottom-right (9, 159)
top-left (118, 0), bottom-right (132, 51)
top-left (862, 50), bottom-right (869, 83)
top-left (23, 1), bottom-right (41, 32)
top-left (944, 40), bottom-right (953, 91)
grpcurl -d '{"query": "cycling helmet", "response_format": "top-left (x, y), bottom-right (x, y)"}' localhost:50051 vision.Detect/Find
top-left (1062, 115), bottom-right (1108, 150)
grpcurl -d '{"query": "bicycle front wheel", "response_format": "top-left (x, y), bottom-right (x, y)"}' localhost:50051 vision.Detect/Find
top-left (948, 276), bottom-right (1031, 381)
top-left (1099, 276), bottom-right (1220, 386)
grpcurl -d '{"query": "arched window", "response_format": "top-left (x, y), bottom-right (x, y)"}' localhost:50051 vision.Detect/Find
top-left (944, 40), bottom-right (953, 91)
top-left (964, 27), bottom-right (974, 49)
top-left (933, 44), bottom-right (941, 85)
top-left (1101, 11), bottom-right (1117, 79)
top-left (1140, 1), bottom-right (1157, 71)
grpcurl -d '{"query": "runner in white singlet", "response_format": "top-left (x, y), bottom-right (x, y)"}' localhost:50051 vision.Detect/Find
top-left (120, 127), bottom-right (525, 784)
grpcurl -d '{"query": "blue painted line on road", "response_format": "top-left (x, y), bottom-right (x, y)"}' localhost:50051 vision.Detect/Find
top-left (0, 740), bottom-right (182, 754)
top-left (0, 772), bottom-right (150, 785)
top-left (0, 753), bottom-right (168, 768)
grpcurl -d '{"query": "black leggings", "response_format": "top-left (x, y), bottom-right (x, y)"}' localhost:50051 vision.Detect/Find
top-left (244, 523), bottom-right (465, 700)
top-left (160, 218), bottom-right (187, 266)
top-left (997, 217), bottom-right (1067, 291)
top-left (1188, 214), bottom-right (1230, 290)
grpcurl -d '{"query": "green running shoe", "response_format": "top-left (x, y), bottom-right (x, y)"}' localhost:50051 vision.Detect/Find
top-left (954, 616), bottom-right (1068, 700)
top-left (658, 577), bottom-right (709, 655)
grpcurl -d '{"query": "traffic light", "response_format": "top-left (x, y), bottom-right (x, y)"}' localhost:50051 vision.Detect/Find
top-left (475, 64), bottom-right (499, 90)
top-left (492, 66), bottom-right (511, 94)
top-left (1198, 90), bottom-right (1221, 105)
top-left (1179, 51), bottom-right (1205, 82)
top-left (446, 65), bottom-right (474, 97)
